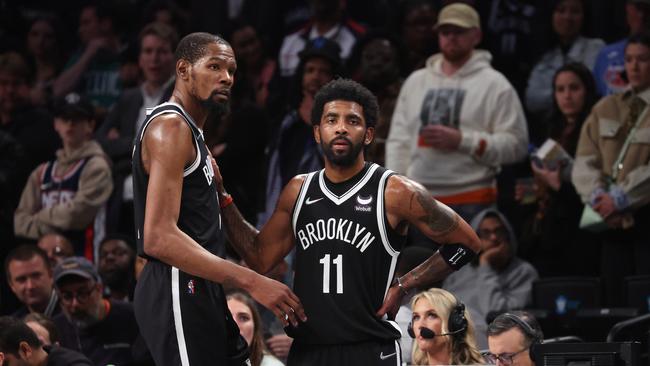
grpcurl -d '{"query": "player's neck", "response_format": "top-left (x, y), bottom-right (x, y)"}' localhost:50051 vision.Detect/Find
top-left (323, 157), bottom-right (366, 183)
top-left (169, 91), bottom-right (208, 129)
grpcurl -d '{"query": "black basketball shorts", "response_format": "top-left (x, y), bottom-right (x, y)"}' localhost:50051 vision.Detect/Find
top-left (287, 338), bottom-right (402, 366)
top-left (134, 260), bottom-right (250, 366)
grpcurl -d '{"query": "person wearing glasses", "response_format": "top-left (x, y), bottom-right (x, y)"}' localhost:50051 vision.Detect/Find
top-left (51, 257), bottom-right (139, 365)
top-left (484, 311), bottom-right (543, 366)
top-left (443, 209), bottom-right (538, 349)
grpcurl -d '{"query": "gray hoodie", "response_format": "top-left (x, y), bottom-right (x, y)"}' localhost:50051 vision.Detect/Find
top-left (442, 208), bottom-right (538, 349)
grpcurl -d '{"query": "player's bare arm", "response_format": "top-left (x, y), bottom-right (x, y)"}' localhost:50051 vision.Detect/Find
top-left (218, 173), bottom-right (304, 275)
top-left (142, 115), bottom-right (305, 326)
top-left (376, 175), bottom-right (482, 319)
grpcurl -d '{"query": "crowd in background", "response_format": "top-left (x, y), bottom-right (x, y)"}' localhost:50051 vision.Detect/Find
top-left (0, 0), bottom-right (649, 365)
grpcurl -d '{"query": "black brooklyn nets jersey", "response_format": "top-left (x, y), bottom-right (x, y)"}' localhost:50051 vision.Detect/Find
top-left (287, 163), bottom-right (406, 344)
top-left (132, 102), bottom-right (225, 260)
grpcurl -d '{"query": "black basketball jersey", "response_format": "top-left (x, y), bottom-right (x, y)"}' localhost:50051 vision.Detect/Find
top-left (287, 163), bottom-right (406, 345)
top-left (132, 102), bottom-right (225, 260)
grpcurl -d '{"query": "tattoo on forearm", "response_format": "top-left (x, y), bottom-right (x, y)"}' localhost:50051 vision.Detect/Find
top-left (221, 204), bottom-right (261, 258)
top-left (414, 190), bottom-right (460, 237)
top-left (403, 253), bottom-right (453, 290)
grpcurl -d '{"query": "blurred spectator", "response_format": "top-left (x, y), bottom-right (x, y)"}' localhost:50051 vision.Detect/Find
top-left (97, 234), bottom-right (135, 302)
top-left (14, 93), bottom-right (112, 257)
top-left (396, 0), bottom-right (438, 75)
top-left (229, 20), bottom-right (278, 110)
top-left (443, 209), bottom-right (538, 349)
top-left (348, 31), bottom-right (404, 166)
top-left (37, 233), bottom-right (74, 269)
top-left (0, 316), bottom-right (92, 365)
top-left (142, 0), bottom-right (188, 36)
top-left (485, 311), bottom-right (543, 366)
top-left (386, 3), bottom-right (528, 223)
top-left (0, 52), bottom-right (60, 213)
top-left (52, 257), bottom-right (139, 365)
top-left (53, 2), bottom-right (124, 112)
top-left (525, 0), bottom-right (604, 120)
top-left (518, 63), bottom-right (600, 277)
top-left (24, 312), bottom-right (59, 346)
top-left (278, 0), bottom-right (365, 77)
top-left (227, 290), bottom-right (285, 366)
top-left (24, 15), bottom-right (65, 107)
top-left (593, 0), bottom-right (650, 96)
top-left (96, 22), bottom-right (177, 236)
top-left (409, 288), bottom-right (484, 365)
top-left (572, 32), bottom-right (650, 306)
top-left (5, 245), bottom-right (61, 319)
top-left (477, 0), bottom-right (550, 95)
top-left (257, 38), bottom-right (340, 226)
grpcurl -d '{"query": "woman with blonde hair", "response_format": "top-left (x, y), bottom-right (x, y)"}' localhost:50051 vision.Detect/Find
top-left (409, 288), bottom-right (484, 365)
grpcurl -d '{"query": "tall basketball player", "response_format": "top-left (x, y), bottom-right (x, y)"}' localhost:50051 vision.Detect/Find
top-left (217, 78), bottom-right (482, 365)
top-left (132, 33), bottom-right (306, 366)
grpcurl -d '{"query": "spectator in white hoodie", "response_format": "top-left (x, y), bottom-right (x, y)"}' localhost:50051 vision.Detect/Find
top-left (386, 2), bottom-right (528, 224)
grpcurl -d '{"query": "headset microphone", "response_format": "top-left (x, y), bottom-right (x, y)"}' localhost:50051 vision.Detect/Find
top-left (420, 327), bottom-right (435, 339)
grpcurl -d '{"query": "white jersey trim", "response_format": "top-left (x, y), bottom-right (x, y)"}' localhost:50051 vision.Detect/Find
top-left (318, 163), bottom-right (379, 206)
top-left (292, 172), bottom-right (316, 235)
top-left (171, 267), bottom-right (191, 366)
top-left (138, 103), bottom-right (202, 178)
top-left (377, 169), bottom-right (398, 257)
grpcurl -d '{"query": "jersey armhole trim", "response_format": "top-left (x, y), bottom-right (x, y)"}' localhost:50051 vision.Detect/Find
top-left (377, 170), bottom-right (399, 257)
top-left (292, 172), bottom-right (316, 235)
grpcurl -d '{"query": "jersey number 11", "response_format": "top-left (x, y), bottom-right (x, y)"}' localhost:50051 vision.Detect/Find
top-left (319, 254), bottom-right (343, 294)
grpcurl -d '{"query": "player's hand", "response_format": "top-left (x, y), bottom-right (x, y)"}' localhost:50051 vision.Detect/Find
top-left (266, 334), bottom-right (293, 360)
top-left (375, 284), bottom-right (404, 321)
top-left (247, 274), bottom-right (307, 327)
top-left (209, 155), bottom-right (226, 196)
top-left (419, 125), bottom-right (461, 151)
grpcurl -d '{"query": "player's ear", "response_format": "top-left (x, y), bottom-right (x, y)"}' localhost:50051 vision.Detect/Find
top-left (364, 127), bottom-right (374, 145)
top-left (313, 124), bottom-right (321, 144)
top-left (177, 59), bottom-right (190, 80)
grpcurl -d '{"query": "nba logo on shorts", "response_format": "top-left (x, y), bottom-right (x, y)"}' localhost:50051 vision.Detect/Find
top-left (187, 279), bottom-right (196, 295)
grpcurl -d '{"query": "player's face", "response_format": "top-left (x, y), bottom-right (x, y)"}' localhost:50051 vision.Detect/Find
top-left (314, 100), bottom-right (373, 167)
top-left (188, 43), bottom-right (237, 114)
top-left (7, 256), bottom-right (53, 309)
top-left (625, 42), bottom-right (650, 91)
top-left (411, 298), bottom-right (446, 353)
top-left (139, 34), bottom-right (175, 85)
top-left (227, 298), bottom-right (255, 346)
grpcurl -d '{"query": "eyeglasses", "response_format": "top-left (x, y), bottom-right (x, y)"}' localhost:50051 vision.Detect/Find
top-left (477, 227), bottom-right (509, 241)
top-left (483, 347), bottom-right (529, 365)
top-left (58, 284), bottom-right (96, 304)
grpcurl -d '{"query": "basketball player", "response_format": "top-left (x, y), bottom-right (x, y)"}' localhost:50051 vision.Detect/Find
top-left (216, 79), bottom-right (482, 365)
top-left (132, 32), bottom-right (306, 366)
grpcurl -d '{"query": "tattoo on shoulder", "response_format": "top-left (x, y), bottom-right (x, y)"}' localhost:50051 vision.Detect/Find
top-left (414, 190), bottom-right (459, 236)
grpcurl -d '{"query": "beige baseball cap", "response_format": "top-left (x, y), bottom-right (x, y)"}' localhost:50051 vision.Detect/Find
top-left (435, 3), bottom-right (481, 30)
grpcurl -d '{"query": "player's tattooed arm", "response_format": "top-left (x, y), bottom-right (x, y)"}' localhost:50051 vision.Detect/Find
top-left (411, 185), bottom-right (460, 239)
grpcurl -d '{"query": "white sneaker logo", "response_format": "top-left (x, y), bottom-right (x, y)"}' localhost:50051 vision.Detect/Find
top-left (305, 197), bottom-right (324, 205)
top-left (379, 352), bottom-right (396, 360)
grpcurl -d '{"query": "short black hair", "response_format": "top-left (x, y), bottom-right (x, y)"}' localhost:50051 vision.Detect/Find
top-left (99, 233), bottom-right (136, 252)
top-left (175, 32), bottom-right (230, 64)
top-left (627, 30), bottom-right (650, 51)
top-left (487, 311), bottom-right (544, 348)
top-left (4, 245), bottom-right (50, 281)
top-left (311, 79), bottom-right (379, 128)
top-left (0, 316), bottom-right (42, 356)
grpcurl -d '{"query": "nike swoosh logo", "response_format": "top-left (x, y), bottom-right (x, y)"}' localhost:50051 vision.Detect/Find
top-left (305, 197), bottom-right (324, 205)
top-left (379, 352), bottom-right (396, 360)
